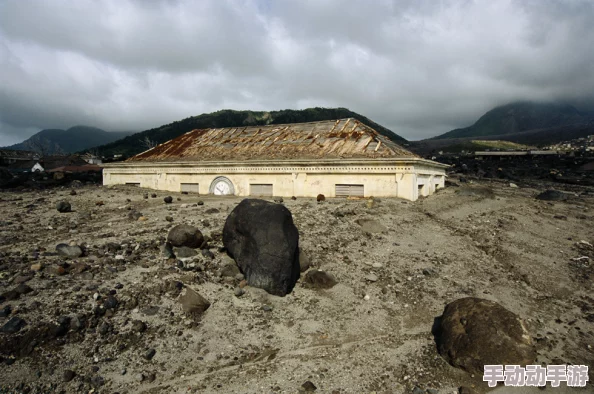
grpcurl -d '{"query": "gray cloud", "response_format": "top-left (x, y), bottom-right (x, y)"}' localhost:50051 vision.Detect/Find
top-left (0, 0), bottom-right (593, 145)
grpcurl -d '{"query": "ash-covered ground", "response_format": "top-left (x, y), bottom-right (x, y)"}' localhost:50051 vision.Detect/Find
top-left (0, 179), bottom-right (593, 394)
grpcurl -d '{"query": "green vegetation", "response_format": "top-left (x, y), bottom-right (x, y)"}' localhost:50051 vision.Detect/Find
top-left (88, 107), bottom-right (407, 159)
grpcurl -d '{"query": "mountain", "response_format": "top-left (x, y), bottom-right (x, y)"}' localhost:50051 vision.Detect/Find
top-left (4, 126), bottom-right (135, 156)
top-left (433, 102), bottom-right (592, 140)
top-left (90, 107), bottom-right (407, 158)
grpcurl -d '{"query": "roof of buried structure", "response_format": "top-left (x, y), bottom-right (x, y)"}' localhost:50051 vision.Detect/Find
top-left (128, 118), bottom-right (419, 162)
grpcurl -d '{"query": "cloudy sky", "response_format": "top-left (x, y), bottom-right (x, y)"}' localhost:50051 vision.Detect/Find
top-left (1, 0), bottom-right (593, 145)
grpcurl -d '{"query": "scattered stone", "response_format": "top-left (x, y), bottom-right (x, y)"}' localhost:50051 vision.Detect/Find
top-left (164, 196), bottom-right (173, 204)
top-left (13, 274), bottom-right (33, 284)
top-left (103, 295), bottom-right (119, 309)
top-left (364, 273), bottom-right (379, 282)
top-left (173, 246), bottom-right (198, 258)
top-left (458, 387), bottom-right (478, 394)
top-left (291, 196), bottom-right (297, 200)
top-left (167, 224), bottom-right (204, 248)
top-left (536, 189), bottom-right (569, 201)
top-left (162, 242), bottom-right (175, 259)
top-left (56, 201), bottom-right (71, 213)
top-left (128, 210), bottom-right (143, 221)
top-left (95, 201), bottom-right (104, 206)
top-left (205, 208), bottom-right (219, 214)
top-left (30, 263), bottom-right (43, 272)
top-left (220, 259), bottom-right (241, 277)
top-left (412, 387), bottom-right (424, 394)
top-left (234, 287), bottom-right (245, 297)
top-left (197, 200), bottom-right (204, 205)
top-left (165, 216), bottom-right (174, 222)
top-left (303, 270), bottom-right (337, 289)
top-left (131, 320), bottom-right (147, 333)
top-left (14, 283), bottom-right (33, 295)
top-left (316, 194), bottom-right (325, 202)
top-left (179, 287), bottom-right (210, 316)
top-left (151, 193), bottom-right (157, 198)
top-left (435, 297), bottom-right (536, 374)
top-left (274, 197), bottom-right (284, 203)
top-left (301, 380), bottom-right (317, 391)
top-left (56, 243), bottom-right (83, 258)
top-left (554, 214), bottom-right (567, 220)
top-left (143, 348), bottom-right (156, 361)
top-left (0, 305), bottom-right (12, 318)
top-left (136, 373), bottom-right (145, 382)
top-left (0, 316), bottom-right (26, 333)
top-left (63, 369), bottom-right (76, 382)
top-left (143, 193), bottom-right (149, 199)
top-left (70, 189), bottom-right (77, 196)
top-left (48, 265), bottom-right (67, 276)
top-left (509, 183), bottom-right (518, 188)
top-left (355, 218), bottom-right (388, 234)
top-left (201, 249), bottom-right (214, 259)
top-left (298, 248), bottom-right (311, 272)
top-left (223, 199), bottom-right (300, 296)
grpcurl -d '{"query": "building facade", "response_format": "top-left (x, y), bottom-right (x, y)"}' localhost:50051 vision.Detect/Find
top-left (103, 119), bottom-right (448, 201)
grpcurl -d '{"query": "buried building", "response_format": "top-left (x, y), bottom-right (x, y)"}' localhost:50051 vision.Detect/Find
top-left (102, 119), bottom-right (447, 201)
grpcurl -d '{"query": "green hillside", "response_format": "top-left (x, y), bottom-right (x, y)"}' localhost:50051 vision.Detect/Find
top-left (89, 107), bottom-right (407, 158)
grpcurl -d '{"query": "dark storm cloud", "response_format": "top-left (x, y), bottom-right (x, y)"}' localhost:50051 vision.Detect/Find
top-left (0, 0), bottom-right (593, 145)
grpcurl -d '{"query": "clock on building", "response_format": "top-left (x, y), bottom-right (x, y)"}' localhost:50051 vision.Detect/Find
top-left (209, 176), bottom-right (235, 195)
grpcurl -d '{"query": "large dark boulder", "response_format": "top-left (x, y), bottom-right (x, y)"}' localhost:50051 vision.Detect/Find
top-left (223, 199), bottom-right (299, 296)
top-left (167, 224), bottom-right (204, 248)
top-left (536, 189), bottom-right (570, 201)
top-left (434, 297), bottom-right (535, 374)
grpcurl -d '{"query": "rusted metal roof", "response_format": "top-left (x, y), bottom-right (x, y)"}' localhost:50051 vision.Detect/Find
top-left (128, 118), bottom-right (418, 162)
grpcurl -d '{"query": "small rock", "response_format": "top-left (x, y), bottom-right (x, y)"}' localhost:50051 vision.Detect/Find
top-left (165, 216), bottom-right (173, 222)
top-left (0, 317), bottom-right (26, 333)
top-left (48, 265), bottom-right (67, 276)
top-left (303, 270), bottom-right (337, 289)
top-left (458, 387), bottom-right (478, 394)
top-left (136, 373), bottom-right (145, 382)
top-left (301, 380), bottom-right (317, 391)
top-left (299, 248), bottom-right (311, 272)
top-left (63, 370), bottom-right (76, 382)
top-left (56, 201), bottom-right (71, 213)
top-left (412, 387), bottom-right (424, 394)
top-left (197, 200), bottom-right (204, 205)
top-left (274, 197), bottom-right (284, 203)
top-left (143, 348), bottom-right (156, 361)
top-left (164, 196), bottom-right (173, 204)
top-left (316, 194), bottom-right (325, 202)
top-left (30, 263), bottom-right (43, 272)
top-left (0, 305), bottom-right (12, 318)
top-left (70, 190), bottom-right (77, 196)
top-left (234, 287), bottom-right (245, 297)
top-left (56, 243), bottom-right (83, 258)
top-left (151, 193), bottom-right (157, 198)
top-left (364, 273), bottom-right (379, 282)
top-left (179, 287), bottom-right (210, 316)
top-left (167, 224), bottom-right (204, 248)
top-left (103, 295), bottom-right (119, 309)
top-left (201, 249), bottom-right (215, 259)
top-left (173, 246), bottom-right (198, 258)
top-left (95, 201), bottom-right (104, 206)
top-left (536, 189), bottom-right (569, 201)
top-left (131, 320), bottom-right (147, 333)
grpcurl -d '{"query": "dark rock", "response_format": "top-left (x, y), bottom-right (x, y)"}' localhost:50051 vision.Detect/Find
top-left (197, 200), bottom-right (204, 205)
top-left (69, 190), bottom-right (77, 196)
top-left (70, 315), bottom-right (86, 331)
top-left (274, 197), bottom-right (284, 203)
top-left (13, 274), bottom-right (33, 284)
top-left (131, 320), bottom-right (147, 333)
top-left (164, 196), bottom-right (173, 204)
top-left (63, 370), bottom-right (76, 382)
top-left (303, 270), bottom-right (337, 289)
top-left (291, 196), bottom-right (297, 200)
top-left (143, 193), bottom-right (149, 199)
top-left (201, 249), bottom-right (215, 259)
top-left (14, 283), bottom-right (33, 295)
top-left (1, 290), bottom-right (20, 301)
top-left (103, 295), bottom-right (119, 309)
top-left (458, 387), bottom-right (478, 394)
top-left (128, 210), bottom-right (143, 221)
top-left (56, 243), bottom-right (83, 258)
top-left (141, 306), bottom-right (159, 316)
top-left (434, 297), bottom-right (536, 374)
top-left (144, 348), bottom-right (156, 360)
top-left (316, 194), bottom-right (325, 202)
top-left (179, 287), bottom-right (210, 316)
top-left (301, 380), bottom-right (317, 391)
top-left (165, 216), bottom-right (173, 222)
top-left (0, 317), bottom-right (26, 333)
top-left (412, 387), bottom-right (424, 394)
top-left (167, 224), bottom-right (204, 248)
top-left (223, 199), bottom-right (300, 297)
top-left (205, 208), bottom-right (219, 214)
top-left (220, 260), bottom-right (241, 277)
top-left (151, 193), bottom-right (157, 198)
top-left (162, 242), bottom-right (175, 259)
top-left (536, 189), bottom-right (569, 201)
top-left (56, 201), bottom-right (71, 213)
top-left (0, 305), bottom-right (12, 318)
top-left (173, 246), bottom-right (198, 258)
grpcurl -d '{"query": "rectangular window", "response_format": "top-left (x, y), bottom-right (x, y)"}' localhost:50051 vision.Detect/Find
top-left (180, 183), bottom-right (200, 193)
top-left (335, 184), bottom-right (364, 197)
top-left (250, 184), bottom-right (273, 196)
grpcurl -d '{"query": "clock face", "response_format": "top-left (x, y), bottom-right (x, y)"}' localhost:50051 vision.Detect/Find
top-left (214, 181), bottom-right (231, 195)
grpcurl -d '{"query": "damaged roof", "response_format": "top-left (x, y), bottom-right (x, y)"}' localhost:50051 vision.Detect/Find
top-left (128, 118), bottom-right (418, 162)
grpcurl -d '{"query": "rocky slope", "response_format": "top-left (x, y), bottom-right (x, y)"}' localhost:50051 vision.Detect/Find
top-left (0, 181), bottom-right (593, 393)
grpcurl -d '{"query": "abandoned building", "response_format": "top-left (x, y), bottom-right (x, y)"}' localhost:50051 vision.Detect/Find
top-left (102, 119), bottom-right (448, 201)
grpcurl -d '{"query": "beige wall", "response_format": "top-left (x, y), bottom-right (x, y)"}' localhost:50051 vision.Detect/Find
top-left (102, 160), bottom-right (447, 201)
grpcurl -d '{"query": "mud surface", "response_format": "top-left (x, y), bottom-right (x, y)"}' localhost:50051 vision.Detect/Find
top-left (0, 180), bottom-right (593, 393)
